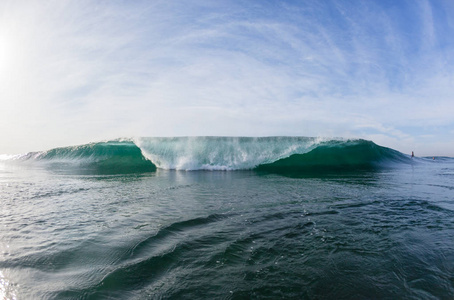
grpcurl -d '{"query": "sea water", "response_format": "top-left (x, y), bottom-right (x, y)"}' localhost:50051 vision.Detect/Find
top-left (0, 137), bottom-right (453, 299)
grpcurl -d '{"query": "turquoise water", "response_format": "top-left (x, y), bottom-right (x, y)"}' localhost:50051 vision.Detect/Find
top-left (0, 137), bottom-right (453, 299)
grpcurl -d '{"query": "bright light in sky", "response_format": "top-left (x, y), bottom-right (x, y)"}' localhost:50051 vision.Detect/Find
top-left (0, 0), bottom-right (453, 156)
top-left (0, 35), bottom-right (7, 71)
top-left (0, 32), bottom-right (15, 84)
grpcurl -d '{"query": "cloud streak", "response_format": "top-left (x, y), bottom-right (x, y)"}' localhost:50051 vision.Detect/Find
top-left (0, 0), bottom-right (453, 155)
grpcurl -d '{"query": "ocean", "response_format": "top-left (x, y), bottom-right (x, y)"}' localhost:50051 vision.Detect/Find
top-left (0, 137), bottom-right (453, 299)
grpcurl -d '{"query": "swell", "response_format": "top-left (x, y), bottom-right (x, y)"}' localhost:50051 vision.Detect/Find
top-left (81, 213), bottom-right (232, 298)
top-left (10, 137), bottom-right (411, 174)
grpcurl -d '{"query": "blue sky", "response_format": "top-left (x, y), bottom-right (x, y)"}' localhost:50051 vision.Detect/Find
top-left (0, 0), bottom-right (453, 155)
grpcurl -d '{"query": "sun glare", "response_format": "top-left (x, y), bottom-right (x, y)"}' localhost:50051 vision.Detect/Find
top-left (0, 35), bottom-right (11, 73)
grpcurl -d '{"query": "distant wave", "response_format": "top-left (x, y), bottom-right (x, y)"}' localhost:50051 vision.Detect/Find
top-left (5, 137), bottom-right (412, 174)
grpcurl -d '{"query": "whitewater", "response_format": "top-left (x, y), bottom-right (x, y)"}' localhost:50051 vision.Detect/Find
top-left (1, 136), bottom-right (453, 299)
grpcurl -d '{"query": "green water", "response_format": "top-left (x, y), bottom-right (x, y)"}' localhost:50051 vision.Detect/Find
top-left (1, 138), bottom-right (453, 298)
top-left (1, 159), bottom-right (453, 299)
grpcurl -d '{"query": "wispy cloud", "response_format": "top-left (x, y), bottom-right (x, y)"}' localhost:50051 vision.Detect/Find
top-left (0, 0), bottom-right (453, 155)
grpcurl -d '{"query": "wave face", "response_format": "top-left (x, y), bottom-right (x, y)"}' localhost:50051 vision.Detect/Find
top-left (10, 137), bottom-right (410, 174)
top-left (255, 139), bottom-right (410, 173)
top-left (27, 140), bottom-right (156, 174)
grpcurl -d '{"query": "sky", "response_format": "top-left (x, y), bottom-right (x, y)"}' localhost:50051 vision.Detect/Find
top-left (0, 0), bottom-right (453, 156)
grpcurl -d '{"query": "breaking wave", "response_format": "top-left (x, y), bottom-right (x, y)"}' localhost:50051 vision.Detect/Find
top-left (5, 137), bottom-right (411, 174)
